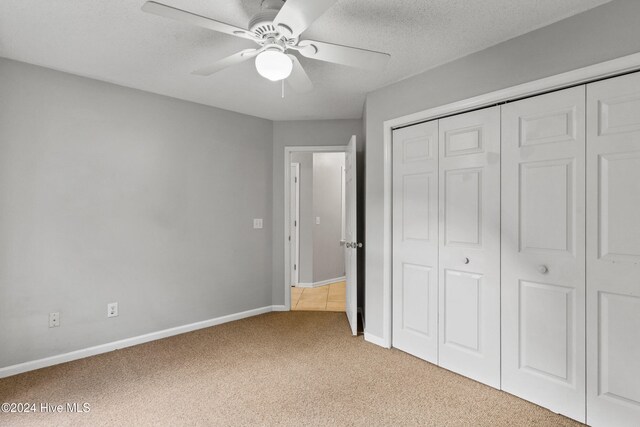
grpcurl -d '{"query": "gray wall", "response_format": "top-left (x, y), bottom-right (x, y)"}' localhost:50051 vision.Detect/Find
top-left (272, 120), bottom-right (363, 305)
top-left (290, 152), bottom-right (345, 284)
top-left (0, 58), bottom-right (273, 368)
top-left (312, 152), bottom-right (346, 282)
top-left (290, 152), bottom-right (313, 283)
top-left (364, 0), bottom-right (640, 339)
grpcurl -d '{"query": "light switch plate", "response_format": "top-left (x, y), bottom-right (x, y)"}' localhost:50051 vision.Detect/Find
top-left (107, 302), bottom-right (118, 318)
top-left (49, 312), bottom-right (60, 328)
top-left (253, 218), bottom-right (263, 229)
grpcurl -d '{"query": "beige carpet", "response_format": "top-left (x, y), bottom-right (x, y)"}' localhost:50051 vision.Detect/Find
top-left (0, 312), bottom-right (580, 426)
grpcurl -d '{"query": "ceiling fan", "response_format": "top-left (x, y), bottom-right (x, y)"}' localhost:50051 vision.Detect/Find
top-left (141, 0), bottom-right (390, 92)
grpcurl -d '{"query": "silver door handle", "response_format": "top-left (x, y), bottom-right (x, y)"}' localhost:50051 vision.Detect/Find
top-left (537, 265), bottom-right (549, 274)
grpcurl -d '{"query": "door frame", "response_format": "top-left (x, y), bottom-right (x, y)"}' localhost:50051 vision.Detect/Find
top-left (283, 145), bottom-right (348, 311)
top-left (341, 164), bottom-right (346, 243)
top-left (289, 163), bottom-right (300, 286)
top-left (371, 52), bottom-right (640, 349)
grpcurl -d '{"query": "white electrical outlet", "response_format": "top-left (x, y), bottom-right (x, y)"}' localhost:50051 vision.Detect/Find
top-left (253, 218), bottom-right (263, 229)
top-left (107, 302), bottom-right (118, 318)
top-left (49, 312), bottom-right (60, 328)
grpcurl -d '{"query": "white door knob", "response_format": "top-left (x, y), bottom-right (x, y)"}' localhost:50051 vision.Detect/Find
top-left (538, 265), bottom-right (549, 274)
top-left (463, 257), bottom-right (470, 264)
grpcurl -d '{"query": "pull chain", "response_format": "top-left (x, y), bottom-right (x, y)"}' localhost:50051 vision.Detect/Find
top-left (281, 79), bottom-right (285, 98)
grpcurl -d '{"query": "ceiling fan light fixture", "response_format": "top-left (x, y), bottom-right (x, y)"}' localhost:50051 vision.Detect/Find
top-left (255, 49), bottom-right (293, 81)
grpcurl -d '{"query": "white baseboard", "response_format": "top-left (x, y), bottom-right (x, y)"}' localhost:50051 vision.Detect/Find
top-left (271, 305), bottom-right (287, 311)
top-left (295, 276), bottom-right (346, 288)
top-left (364, 331), bottom-right (390, 349)
top-left (0, 305), bottom-right (276, 379)
top-left (295, 283), bottom-right (314, 288)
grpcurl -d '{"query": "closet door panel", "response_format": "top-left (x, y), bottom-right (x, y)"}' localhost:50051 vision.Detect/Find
top-left (392, 121), bottom-right (439, 363)
top-left (501, 86), bottom-right (586, 422)
top-left (587, 72), bottom-right (640, 427)
top-left (438, 106), bottom-right (501, 388)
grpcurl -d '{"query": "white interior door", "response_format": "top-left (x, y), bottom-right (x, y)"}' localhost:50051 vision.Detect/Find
top-left (392, 121), bottom-right (439, 363)
top-left (289, 163), bottom-right (300, 286)
top-left (344, 136), bottom-right (358, 336)
top-left (586, 72), bottom-right (640, 427)
top-left (501, 86), bottom-right (586, 422)
top-left (437, 106), bottom-right (501, 388)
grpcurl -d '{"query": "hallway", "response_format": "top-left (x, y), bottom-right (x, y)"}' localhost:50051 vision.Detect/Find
top-left (291, 281), bottom-right (345, 312)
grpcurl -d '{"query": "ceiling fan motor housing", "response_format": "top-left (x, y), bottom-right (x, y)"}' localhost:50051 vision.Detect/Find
top-left (249, 11), bottom-right (278, 36)
top-left (250, 0), bottom-right (293, 40)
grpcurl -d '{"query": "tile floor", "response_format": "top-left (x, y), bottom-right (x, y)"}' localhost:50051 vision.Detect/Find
top-left (291, 281), bottom-right (345, 312)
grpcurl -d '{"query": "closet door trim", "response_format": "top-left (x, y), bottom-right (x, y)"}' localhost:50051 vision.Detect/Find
top-left (376, 52), bottom-right (640, 351)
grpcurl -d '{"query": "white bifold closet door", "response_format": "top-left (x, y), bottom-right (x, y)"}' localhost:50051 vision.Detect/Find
top-left (501, 86), bottom-right (586, 422)
top-left (437, 107), bottom-right (501, 388)
top-left (392, 121), bottom-right (439, 363)
top-left (586, 72), bottom-right (640, 427)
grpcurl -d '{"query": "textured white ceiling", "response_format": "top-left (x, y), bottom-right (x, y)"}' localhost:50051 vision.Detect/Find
top-left (0, 0), bottom-right (610, 120)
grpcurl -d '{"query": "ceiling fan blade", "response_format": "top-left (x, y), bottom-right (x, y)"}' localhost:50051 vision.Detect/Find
top-left (297, 40), bottom-right (390, 70)
top-left (273, 0), bottom-right (339, 38)
top-left (142, 1), bottom-right (255, 41)
top-left (286, 55), bottom-right (314, 93)
top-left (192, 49), bottom-right (260, 76)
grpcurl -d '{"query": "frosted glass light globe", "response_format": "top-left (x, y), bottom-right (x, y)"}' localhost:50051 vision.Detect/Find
top-left (255, 50), bottom-right (293, 81)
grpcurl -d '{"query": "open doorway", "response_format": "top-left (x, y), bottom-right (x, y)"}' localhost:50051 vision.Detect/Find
top-left (289, 151), bottom-right (346, 312)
